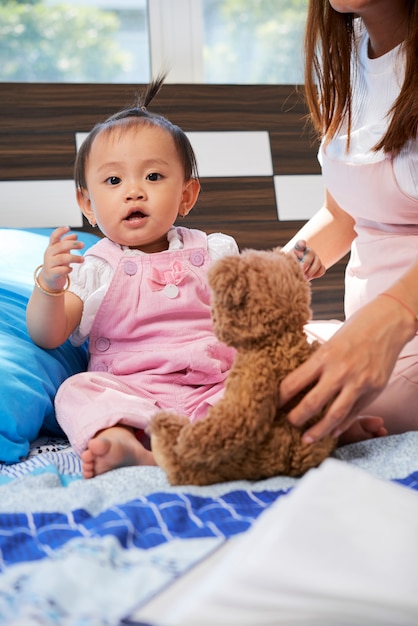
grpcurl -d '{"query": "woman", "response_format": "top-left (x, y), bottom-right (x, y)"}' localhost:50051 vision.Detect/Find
top-left (280, 0), bottom-right (418, 443)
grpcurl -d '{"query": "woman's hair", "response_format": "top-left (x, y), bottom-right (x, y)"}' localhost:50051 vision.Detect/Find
top-left (75, 75), bottom-right (199, 189)
top-left (304, 0), bottom-right (418, 154)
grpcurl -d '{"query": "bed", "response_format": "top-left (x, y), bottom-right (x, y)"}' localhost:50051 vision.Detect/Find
top-left (1, 85), bottom-right (418, 626)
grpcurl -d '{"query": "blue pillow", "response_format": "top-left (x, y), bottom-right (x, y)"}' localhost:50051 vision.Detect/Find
top-left (0, 228), bottom-right (99, 463)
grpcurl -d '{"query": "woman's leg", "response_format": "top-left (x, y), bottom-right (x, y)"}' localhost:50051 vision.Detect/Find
top-left (362, 354), bottom-right (418, 434)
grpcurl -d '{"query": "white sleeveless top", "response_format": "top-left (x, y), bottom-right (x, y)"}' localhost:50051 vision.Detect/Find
top-left (320, 22), bottom-right (418, 199)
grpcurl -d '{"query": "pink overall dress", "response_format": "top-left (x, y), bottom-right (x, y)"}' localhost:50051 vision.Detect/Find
top-left (321, 153), bottom-right (418, 430)
top-left (55, 227), bottom-right (236, 454)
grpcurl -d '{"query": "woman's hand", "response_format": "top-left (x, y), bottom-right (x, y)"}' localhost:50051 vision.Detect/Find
top-left (291, 239), bottom-right (326, 280)
top-left (278, 295), bottom-right (416, 442)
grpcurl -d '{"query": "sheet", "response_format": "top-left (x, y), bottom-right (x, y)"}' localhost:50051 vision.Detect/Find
top-left (0, 433), bottom-right (417, 625)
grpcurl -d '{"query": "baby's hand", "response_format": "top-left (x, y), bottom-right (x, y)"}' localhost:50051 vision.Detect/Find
top-left (292, 239), bottom-right (325, 280)
top-left (40, 226), bottom-right (84, 292)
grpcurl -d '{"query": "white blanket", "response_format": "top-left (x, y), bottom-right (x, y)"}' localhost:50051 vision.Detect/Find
top-left (143, 458), bottom-right (418, 626)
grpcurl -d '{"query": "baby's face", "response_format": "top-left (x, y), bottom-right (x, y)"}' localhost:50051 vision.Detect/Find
top-left (79, 124), bottom-right (190, 252)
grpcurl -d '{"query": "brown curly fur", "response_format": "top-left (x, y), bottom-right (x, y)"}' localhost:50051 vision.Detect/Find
top-left (150, 248), bottom-right (337, 486)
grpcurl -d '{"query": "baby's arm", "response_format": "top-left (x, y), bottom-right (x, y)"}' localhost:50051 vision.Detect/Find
top-left (26, 226), bottom-right (85, 349)
top-left (290, 239), bottom-right (326, 280)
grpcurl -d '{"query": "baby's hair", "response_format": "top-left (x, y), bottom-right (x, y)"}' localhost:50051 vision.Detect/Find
top-left (74, 74), bottom-right (199, 190)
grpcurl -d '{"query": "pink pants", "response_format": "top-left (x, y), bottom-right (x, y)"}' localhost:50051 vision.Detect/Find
top-left (55, 371), bottom-right (225, 455)
top-left (365, 354), bottom-right (418, 433)
top-left (305, 321), bottom-right (418, 433)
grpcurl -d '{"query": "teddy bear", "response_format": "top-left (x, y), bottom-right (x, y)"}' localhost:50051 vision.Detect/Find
top-left (150, 247), bottom-right (337, 486)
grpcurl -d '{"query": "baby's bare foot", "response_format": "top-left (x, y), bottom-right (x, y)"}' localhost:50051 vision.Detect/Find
top-left (81, 426), bottom-right (156, 479)
top-left (338, 416), bottom-right (388, 446)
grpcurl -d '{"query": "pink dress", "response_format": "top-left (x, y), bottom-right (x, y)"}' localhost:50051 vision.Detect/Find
top-left (320, 152), bottom-right (418, 430)
top-left (55, 227), bottom-right (236, 454)
top-left (310, 26), bottom-right (418, 430)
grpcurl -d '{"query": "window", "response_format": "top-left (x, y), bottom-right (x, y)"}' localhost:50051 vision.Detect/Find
top-left (202, 0), bottom-right (306, 84)
top-left (0, 0), bottom-right (149, 83)
top-left (0, 0), bottom-right (307, 84)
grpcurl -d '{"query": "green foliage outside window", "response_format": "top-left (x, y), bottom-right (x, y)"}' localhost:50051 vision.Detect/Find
top-left (0, 0), bottom-right (128, 82)
top-left (1, 0), bottom-right (308, 84)
top-left (203, 0), bottom-right (308, 84)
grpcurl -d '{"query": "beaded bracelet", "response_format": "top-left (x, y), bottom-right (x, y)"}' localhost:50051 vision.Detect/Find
top-left (34, 264), bottom-right (70, 297)
top-left (379, 292), bottom-right (418, 333)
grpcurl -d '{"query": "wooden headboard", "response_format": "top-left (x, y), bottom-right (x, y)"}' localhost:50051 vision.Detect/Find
top-left (0, 83), bottom-right (347, 319)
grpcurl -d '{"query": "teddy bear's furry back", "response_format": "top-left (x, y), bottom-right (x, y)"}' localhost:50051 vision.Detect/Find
top-left (150, 247), bottom-right (337, 486)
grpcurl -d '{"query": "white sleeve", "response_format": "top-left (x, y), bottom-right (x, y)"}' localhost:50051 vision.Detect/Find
top-left (68, 255), bottom-right (112, 346)
top-left (68, 255), bottom-right (111, 303)
top-left (207, 232), bottom-right (240, 261)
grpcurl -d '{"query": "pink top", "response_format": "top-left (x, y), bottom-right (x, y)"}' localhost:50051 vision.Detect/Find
top-left (322, 142), bottom-right (418, 362)
top-left (320, 26), bottom-right (418, 359)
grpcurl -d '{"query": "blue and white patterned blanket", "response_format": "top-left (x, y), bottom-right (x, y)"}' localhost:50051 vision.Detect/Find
top-left (0, 432), bottom-right (418, 626)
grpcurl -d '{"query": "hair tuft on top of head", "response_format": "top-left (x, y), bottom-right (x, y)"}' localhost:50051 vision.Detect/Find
top-left (138, 73), bottom-right (167, 111)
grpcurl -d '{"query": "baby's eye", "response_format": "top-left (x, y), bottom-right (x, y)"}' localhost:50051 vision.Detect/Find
top-left (146, 172), bottom-right (162, 182)
top-left (105, 176), bottom-right (121, 185)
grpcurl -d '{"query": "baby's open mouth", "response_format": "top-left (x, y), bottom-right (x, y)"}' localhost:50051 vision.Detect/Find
top-left (125, 210), bottom-right (146, 221)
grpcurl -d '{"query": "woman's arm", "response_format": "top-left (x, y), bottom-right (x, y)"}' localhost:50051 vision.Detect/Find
top-left (283, 189), bottom-right (357, 270)
top-left (26, 226), bottom-right (85, 349)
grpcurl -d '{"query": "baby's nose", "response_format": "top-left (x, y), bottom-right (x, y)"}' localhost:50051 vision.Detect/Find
top-left (126, 184), bottom-right (145, 200)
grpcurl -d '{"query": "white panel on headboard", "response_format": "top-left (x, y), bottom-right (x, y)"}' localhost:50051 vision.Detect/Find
top-left (274, 175), bottom-right (323, 221)
top-left (76, 130), bottom-right (273, 178)
top-left (186, 131), bottom-right (273, 177)
top-left (0, 180), bottom-right (82, 228)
